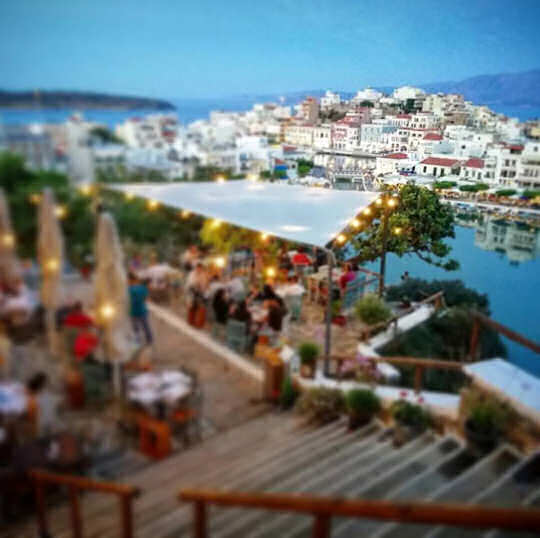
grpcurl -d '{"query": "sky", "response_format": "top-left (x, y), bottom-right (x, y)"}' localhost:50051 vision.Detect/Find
top-left (1, 0), bottom-right (539, 99)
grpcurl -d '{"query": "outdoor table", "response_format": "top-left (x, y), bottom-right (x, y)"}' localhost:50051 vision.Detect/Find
top-left (127, 370), bottom-right (193, 419)
top-left (249, 304), bottom-right (268, 324)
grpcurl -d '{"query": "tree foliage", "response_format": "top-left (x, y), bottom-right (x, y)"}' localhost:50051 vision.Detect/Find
top-left (351, 184), bottom-right (458, 271)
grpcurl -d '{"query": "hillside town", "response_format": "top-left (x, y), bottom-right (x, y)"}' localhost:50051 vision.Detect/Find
top-left (2, 86), bottom-right (540, 196)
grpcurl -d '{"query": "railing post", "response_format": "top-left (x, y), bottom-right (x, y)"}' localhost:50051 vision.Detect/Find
top-left (414, 365), bottom-right (424, 394)
top-left (194, 501), bottom-right (207, 538)
top-left (312, 513), bottom-right (331, 538)
top-left (34, 479), bottom-right (50, 538)
top-left (121, 494), bottom-right (134, 538)
top-left (69, 485), bottom-right (82, 538)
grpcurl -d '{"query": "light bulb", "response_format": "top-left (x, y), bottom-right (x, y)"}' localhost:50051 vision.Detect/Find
top-left (336, 234), bottom-right (347, 244)
top-left (266, 267), bottom-right (276, 278)
top-left (2, 234), bottom-right (14, 247)
top-left (214, 256), bottom-right (226, 268)
top-left (363, 208), bottom-right (371, 216)
top-left (181, 209), bottom-right (191, 218)
top-left (46, 258), bottom-right (59, 273)
top-left (55, 205), bottom-right (67, 218)
top-left (350, 219), bottom-right (360, 229)
top-left (147, 200), bottom-right (158, 210)
top-left (100, 303), bottom-right (115, 320)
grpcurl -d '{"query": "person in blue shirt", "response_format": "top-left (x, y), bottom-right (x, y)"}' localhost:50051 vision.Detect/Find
top-left (128, 273), bottom-right (153, 344)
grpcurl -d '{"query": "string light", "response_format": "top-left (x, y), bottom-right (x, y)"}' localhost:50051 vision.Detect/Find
top-left (55, 205), bottom-right (67, 218)
top-left (214, 256), bottom-right (226, 268)
top-left (79, 184), bottom-right (92, 196)
top-left (2, 234), bottom-right (14, 248)
top-left (393, 227), bottom-right (402, 235)
top-left (266, 267), bottom-right (276, 278)
top-left (387, 198), bottom-right (397, 208)
top-left (375, 198), bottom-right (383, 206)
top-left (260, 232), bottom-right (269, 241)
top-left (336, 234), bottom-right (347, 244)
top-left (45, 258), bottom-right (59, 273)
top-left (210, 219), bottom-right (222, 229)
top-left (147, 200), bottom-right (159, 210)
top-left (181, 209), bottom-right (191, 218)
top-left (350, 218), bottom-right (360, 229)
top-left (363, 208), bottom-right (371, 216)
top-left (100, 303), bottom-right (116, 320)
top-left (125, 192), bottom-right (134, 201)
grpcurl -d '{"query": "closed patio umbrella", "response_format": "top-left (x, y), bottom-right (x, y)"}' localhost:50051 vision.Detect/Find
top-left (0, 188), bottom-right (20, 285)
top-left (94, 212), bottom-right (130, 395)
top-left (37, 188), bottom-right (64, 355)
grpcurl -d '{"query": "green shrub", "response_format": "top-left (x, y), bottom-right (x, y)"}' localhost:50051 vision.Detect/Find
top-left (354, 294), bottom-right (392, 325)
top-left (433, 181), bottom-right (457, 189)
top-left (522, 189), bottom-right (540, 199)
top-left (462, 388), bottom-right (512, 436)
top-left (295, 387), bottom-right (346, 425)
top-left (280, 376), bottom-right (298, 410)
top-left (391, 400), bottom-right (431, 430)
top-left (459, 183), bottom-right (489, 192)
top-left (346, 389), bottom-right (381, 415)
top-left (298, 341), bottom-right (320, 365)
top-left (495, 189), bottom-right (517, 197)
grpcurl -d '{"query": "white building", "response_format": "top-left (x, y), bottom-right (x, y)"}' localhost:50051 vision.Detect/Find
top-left (313, 124), bottom-right (333, 150)
top-left (517, 141), bottom-right (540, 189)
top-left (418, 156), bottom-right (461, 177)
top-left (320, 90), bottom-right (341, 110)
top-left (392, 86), bottom-right (426, 101)
top-left (375, 152), bottom-right (410, 175)
top-left (352, 88), bottom-right (383, 103)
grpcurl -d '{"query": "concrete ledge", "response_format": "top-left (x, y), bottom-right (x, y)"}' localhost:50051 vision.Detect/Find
top-left (148, 302), bottom-right (263, 383)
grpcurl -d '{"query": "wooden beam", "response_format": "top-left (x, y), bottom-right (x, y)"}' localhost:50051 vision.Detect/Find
top-left (330, 356), bottom-right (463, 371)
top-left (179, 490), bottom-right (540, 532)
top-left (34, 480), bottom-right (49, 538)
top-left (473, 311), bottom-right (540, 354)
top-left (121, 495), bottom-right (134, 538)
top-left (194, 501), bottom-right (207, 538)
top-left (69, 486), bottom-right (82, 538)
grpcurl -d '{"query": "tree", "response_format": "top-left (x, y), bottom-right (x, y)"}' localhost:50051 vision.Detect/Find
top-left (296, 159), bottom-right (313, 177)
top-left (351, 184), bottom-right (458, 271)
top-left (359, 100), bottom-right (374, 108)
top-left (90, 126), bottom-right (123, 144)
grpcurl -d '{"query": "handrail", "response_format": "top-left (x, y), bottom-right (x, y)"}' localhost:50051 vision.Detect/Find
top-left (328, 354), bottom-right (463, 393)
top-left (178, 489), bottom-right (540, 538)
top-left (30, 469), bottom-right (140, 538)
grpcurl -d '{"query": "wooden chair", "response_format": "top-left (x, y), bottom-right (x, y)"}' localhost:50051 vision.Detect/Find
top-left (171, 385), bottom-right (203, 446)
top-left (137, 414), bottom-right (171, 460)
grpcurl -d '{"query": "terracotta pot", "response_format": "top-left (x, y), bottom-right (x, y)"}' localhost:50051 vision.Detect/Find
top-left (300, 363), bottom-right (315, 379)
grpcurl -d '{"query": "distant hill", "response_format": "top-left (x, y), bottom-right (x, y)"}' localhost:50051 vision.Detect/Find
top-left (236, 69), bottom-right (540, 108)
top-left (0, 90), bottom-right (176, 110)
top-left (419, 69), bottom-right (540, 106)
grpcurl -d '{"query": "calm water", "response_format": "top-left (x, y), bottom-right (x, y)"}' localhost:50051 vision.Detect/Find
top-left (366, 225), bottom-right (540, 376)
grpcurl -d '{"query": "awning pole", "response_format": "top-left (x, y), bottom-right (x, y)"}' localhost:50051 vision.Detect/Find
top-left (324, 249), bottom-right (335, 377)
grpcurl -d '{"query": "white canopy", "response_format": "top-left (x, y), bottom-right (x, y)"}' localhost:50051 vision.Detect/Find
top-left (111, 181), bottom-right (379, 249)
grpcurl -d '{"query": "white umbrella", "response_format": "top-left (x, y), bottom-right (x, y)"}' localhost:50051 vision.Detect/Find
top-left (94, 212), bottom-right (130, 395)
top-left (37, 188), bottom-right (64, 355)
top-left (0, 188), bottom-right (20, 285)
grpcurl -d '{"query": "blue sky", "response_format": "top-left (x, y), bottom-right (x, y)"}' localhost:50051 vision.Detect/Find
top-left (1, 0), bottom-right (539, 98)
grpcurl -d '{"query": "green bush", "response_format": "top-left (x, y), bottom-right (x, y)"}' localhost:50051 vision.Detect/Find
top-left (392, 400), bottom-right (431, 430)
top-left (298, 341), bottom-right (320, 365)
top-left (522, 190), bottom-right (540, 199)
top-left (433, 181), bottom-right (457, 189)
top-left (346, 389), bottom-right (381, 415)
top-left (354, 294), bottom-right (392, 325)
top-left (295, 387), bottom-right (346, 425)
top-left (280, 376), bottom-right (298, 410)
top-left (462, 388), bottom-right (512, 436)
top-left (459, 183), bottom-right (489, 193)
top-left (495, 189), bottom-right (517, 197)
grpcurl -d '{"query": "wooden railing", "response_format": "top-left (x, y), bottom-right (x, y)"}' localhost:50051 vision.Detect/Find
top-left (30, 469), bottom-right (140, 538)
top-left (358, 291), bottom-right (445, 343)
top-left (329, 355), bottom-right (463, 393)
top-left (178, 489), bottom-right (540, 538)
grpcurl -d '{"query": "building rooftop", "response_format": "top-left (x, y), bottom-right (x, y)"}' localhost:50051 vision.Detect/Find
top-left (464, 157), bottom-right (485, 169)
top-left (382, 152), bottom-right (408, 160)
top-left (420, 157), bottom-right (460, 167)
top-left (424, 132), bottom-right (443, 141)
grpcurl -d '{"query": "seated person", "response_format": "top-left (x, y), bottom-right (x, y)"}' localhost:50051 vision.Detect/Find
top-left (229, 299), bottom-right (252, 333)
top-left (264, 299), bottom-right (287, 332)
top-left (291, 247), bottom-right (312, 267)
top-left (186, 263), bottom-right (208, 296)
top-left (206, 274), bottom-right (224, 301)
top-left (339, 263), bottom-right (356, 291)
top-left (63, 301), bottom-right (94, 329)
top-left (212, 288), bottom-right (230, 325)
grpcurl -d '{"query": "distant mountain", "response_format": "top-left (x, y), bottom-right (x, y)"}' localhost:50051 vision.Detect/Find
top-left (238, 69), bottom-right (540, 108)
top-left (419, 69), bottom-right (540, 106)
top-left (0, 90), bottom-right (176, 110)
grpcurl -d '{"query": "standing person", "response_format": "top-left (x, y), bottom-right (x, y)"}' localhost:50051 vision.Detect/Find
top-left (128, 274), bottom-right (153, 344)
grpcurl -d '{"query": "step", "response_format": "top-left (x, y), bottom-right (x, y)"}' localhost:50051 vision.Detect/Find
top-left (425, 452), bottom-right (540, 538)
top-left (374, 446), bottom-right (523, 538)
top-left (208, 423), bottom-right (386, 538)
top-left (332, 437), bottom-right (462, 537)
top-left (255, 433), bottom-right (438, 538)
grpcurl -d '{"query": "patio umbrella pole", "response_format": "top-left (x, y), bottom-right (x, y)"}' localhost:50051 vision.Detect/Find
top-left (323, 249), bottom-right (335, 377)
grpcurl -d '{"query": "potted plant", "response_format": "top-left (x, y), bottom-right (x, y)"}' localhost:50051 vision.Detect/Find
top-left (298, 341), bottom-right (319, 379)
top-left (464, 401), bottom-right (508, 455)
top-left (295, 387), bottom-right (346, 425)
top-left (354, 294), bottom-right (392, 325)
top-left (391, 400), bottom-right (431, 446)
top-left (346, 389), bottom-right (381, 430)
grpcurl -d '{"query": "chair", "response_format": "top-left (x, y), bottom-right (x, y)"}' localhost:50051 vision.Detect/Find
top-left (226, 320), bottom-right (248, 353)
top-left (137, 414), bottom-right (171, 460)
top-left (284, 294), bottom-right (303, 321)
top-left (171, 385), bottom-right (203, 446)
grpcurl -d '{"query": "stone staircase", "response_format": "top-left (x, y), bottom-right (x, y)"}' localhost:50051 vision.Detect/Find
top-left (3, 412), bottom-right (539, 538)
